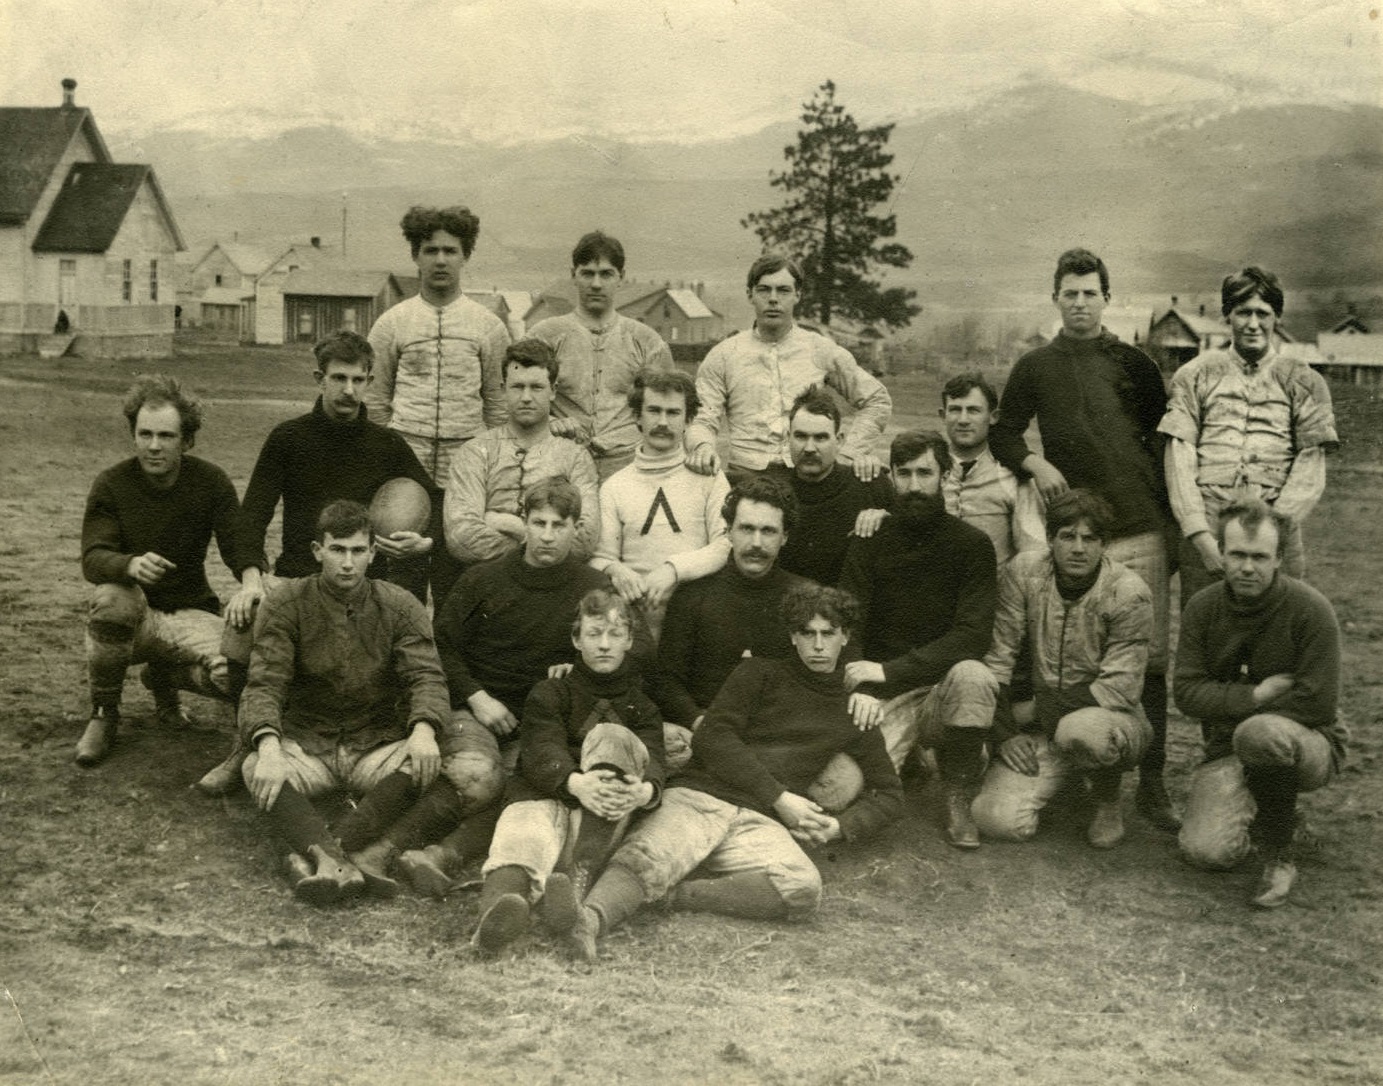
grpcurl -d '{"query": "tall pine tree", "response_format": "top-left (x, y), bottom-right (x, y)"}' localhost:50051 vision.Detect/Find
top-left (743, 81), bottom-right (919, 331)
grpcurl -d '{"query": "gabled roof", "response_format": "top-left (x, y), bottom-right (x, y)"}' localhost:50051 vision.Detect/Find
top-left (0, 106), bottom-right (110, 226)
top-left (31, 162), bottom-right (184, 253)
top-left (665, 288), bottom-right (715, 320)
top-left (1152, 308), bottom-right (1227, 338)
top-left (198, 240), bottom-right (276, 278)
top-left (280, 267), bottom-right (398, 297)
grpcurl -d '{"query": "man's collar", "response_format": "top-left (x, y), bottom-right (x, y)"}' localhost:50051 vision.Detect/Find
top-left (573, 309), bottom-right (620, 335)
top-left (751, 321), bottom-right (796, 346)
top-left (1229, 342), bottom-right (1277, 373)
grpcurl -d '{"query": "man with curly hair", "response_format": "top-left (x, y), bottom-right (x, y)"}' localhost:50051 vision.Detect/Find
top-left (76, 375), bottom-right (262, 767)
top-left (567, 583), bottom-right (902, 960)
top-left (366, 205), bottom-right (512, 605)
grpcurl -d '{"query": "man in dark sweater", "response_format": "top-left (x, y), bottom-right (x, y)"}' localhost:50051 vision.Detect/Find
top-left (988, 248), bottom-right (1178, 833)
top-left (839, 430), bottom-right (997, 849)
top-left (1175, 499), bottom-right (1346, 908)
top-left (654, 476), bottom-right (809, 729)
top-left (198, 332), bottom-right (437, 795)
top-left (569, 584), bottom-right (903, 960)
top-left (398, 477), bottom-right (649, 893)
top-left (76, 375), bottom-right (262, 768)
top-left (768, 385), bottom-right (893, 586)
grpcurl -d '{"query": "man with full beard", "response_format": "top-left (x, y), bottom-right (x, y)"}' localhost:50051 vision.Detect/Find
top-left (838, 430), bottom-right (998, 849)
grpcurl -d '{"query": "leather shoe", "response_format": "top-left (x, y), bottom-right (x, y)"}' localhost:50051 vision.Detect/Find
top-left (293, 844), bottom-right (365, 906)
top-left (1136, 778), bottom-right (1181, 832)
top-left (397, 846), bottom-right (457, 899)
top-left (1252, 854), bottom-right (1297, 909)
top-left (944, 788), bottom-right (980, 850)
top-left (537, 872), bottom-right (580, 934)
top-left (349, 841), bottom-right (400, 899)
top-left (472, 893), bottom-right (530, 956)
top-left (1087, 800), bottom-right (1125, 849)
top-left (75, 708), bottom-right (119, 767)
top-left (195, 746), bottom-right (246, 796)
top-left (567, 905), bottom-right (600, 963)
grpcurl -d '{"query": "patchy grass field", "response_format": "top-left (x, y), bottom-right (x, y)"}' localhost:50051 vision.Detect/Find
top-left (0, 351), bottom-right (1380, 1085)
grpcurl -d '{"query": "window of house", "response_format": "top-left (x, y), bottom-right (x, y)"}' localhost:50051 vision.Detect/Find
top-left (214, 273), bottom-right (223, 287)
top-left (298, 310), bottom-right (314, 338)
top-left (341, 307), bottom-right (357, 333)
top-left (122, 259), bottom-right (132, 302)
top-left (149, 260), bottom-right (159, 302)
top-left (670, 326), bottom-right (679, 342)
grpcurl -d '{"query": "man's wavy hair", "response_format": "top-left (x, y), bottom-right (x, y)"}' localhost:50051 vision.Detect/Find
top-left (1221, 266), bottom-right (1284, 318)
top-left (122, 374), bottom-right (203, 445)
top-left (721, 475), bottom-right (799, 534)
top-left (400, 205), bottom-right (480, 258)
top-left (782, 583), bottom-right (861, 636)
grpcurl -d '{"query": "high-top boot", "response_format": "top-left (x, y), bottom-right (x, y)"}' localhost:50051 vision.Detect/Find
top-left (1136, 673), bottom-right (1180, 831)
top-left (75, 705), bottom-right (120, 767)
top-left (669, 871), bottom-right (788, 920)
top-left (571, 863), bottom-right (646, 962)
top-left (335, 772), bottom-right (420, 853)
top-left (1087, 768), bottom-right (1126, 849)
top-left (472, 865), bottom-right (532, 956)
top-left (1245, 766), bottom-right (1299, 908)
top-left (937, 728), bottom-right (985, 850)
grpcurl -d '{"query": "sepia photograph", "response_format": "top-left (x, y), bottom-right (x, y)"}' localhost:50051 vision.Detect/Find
top-left (0, 1), bottom-right (1379, 1082)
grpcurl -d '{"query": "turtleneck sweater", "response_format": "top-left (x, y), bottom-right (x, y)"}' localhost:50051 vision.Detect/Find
top-left (591, 444), bottom-right (730, 582)
top-left (839, 505), bottom-right (996, 698)
top-left (435, 550), bottom-right (638, 716)
top-left (1175, 574), bottom-right (1345, 763)
top-left (654, 561), bottom-right (810, 724)
top-left (766, 462), bottom-right (893, 586)
top-left (989, 329), bottom-right (1168, 539)
top-left (238, 398), bottom-right (434, 578)
top-left (680, 654), bottom-right (903, 841)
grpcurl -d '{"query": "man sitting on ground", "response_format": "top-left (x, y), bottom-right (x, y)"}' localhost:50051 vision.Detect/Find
top-left (239, 501), bottom-right (473, 905)
top-left (1175, 499), bottom-right (1346, 908)
top-left (569, 584), bottom-right (902, 960)
top-left (76, 374), bottom-right (261, 768)
top-left (472, 589), bottom-right (666, 956)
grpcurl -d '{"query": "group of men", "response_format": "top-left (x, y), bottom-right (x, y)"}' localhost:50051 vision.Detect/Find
top-left (75, 206), bottom-right (1346, 959)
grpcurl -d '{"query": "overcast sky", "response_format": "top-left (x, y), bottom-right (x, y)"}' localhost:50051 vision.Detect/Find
top-left (2, 0), bottom-right (1378, 143)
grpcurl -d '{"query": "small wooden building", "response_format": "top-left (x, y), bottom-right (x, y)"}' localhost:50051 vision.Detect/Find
top-left (0, 78), bottom-right (183, 357)
top-left (1315, 333), bottom-right (1383, 388)
top-left (280, 267), bottom-right (402, 343)
top-left (1147, 305), bottom-right (1230, 374)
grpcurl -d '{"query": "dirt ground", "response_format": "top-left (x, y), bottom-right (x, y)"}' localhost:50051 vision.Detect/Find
top-left (0, 348), bottom-right (1379, 1085)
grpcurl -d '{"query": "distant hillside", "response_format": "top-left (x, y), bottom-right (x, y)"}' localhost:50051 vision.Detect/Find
top-left (130, 82), bottom-right (1383, 309)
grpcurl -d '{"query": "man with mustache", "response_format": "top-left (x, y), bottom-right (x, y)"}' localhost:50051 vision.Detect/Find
top-left (590, 369), bottom-right (730, 644)
top-left (686, 255), bottom-right (892, 484)
top-left (1175, 499), bottom-right (1346, 908)
top-left (527, 231), bottom-right (675, 481)
top-left (988, 248), bottom-right (1179, 834)
top-left (838, 430), bottom-right (998, 849)
top-left (969, 490), bottom-right (1154, 850)
top-left (198, 331), bottom-right (437, 795)
top-left (1159, 267), bottom-right (1338, 605)
top-left (443, 338), bottom-right (599, 567)
top-left (767, 385), bottom-right (893, 586)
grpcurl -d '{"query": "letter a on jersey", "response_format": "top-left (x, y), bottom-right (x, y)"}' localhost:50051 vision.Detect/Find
top-left (640, 488), bottom-right (682, 536)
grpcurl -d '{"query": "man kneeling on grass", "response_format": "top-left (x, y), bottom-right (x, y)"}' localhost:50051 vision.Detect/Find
top-left (567, 583), bottom-right (902, 960)
top-left (472, 589), bottom-right (666, 956)
top-left (239, 501), bottom-right (474, 905)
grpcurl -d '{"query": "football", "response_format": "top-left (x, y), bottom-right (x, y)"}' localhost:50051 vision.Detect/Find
top-left (369, 477), bottom-right (431, 537)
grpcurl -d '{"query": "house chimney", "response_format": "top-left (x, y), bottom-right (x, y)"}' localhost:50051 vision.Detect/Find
top-left (310, 236), bottom-right (321, 248)
top-left (61, 78), bottom-right (77, 109)
top-left (1170, 295), bottom-right (1178, 308)
top-left (1199, 303), bottom-right (1205, 316)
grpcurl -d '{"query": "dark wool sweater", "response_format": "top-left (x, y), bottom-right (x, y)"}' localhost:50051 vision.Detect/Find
top-left (434, 550), bottom-right (650, 717)
top-left (654, 562), bottom-right (810, 725)
top-left (680, 655), bottom-right (903, 842)
top-left (766, 462), bottom-right (894, 586)
top-left (239, 400), bottom-right (433, 578)
top-left (509, 659), bottom-right (667, 806)
top-left (989, 330), bottom-right (1169, 539)
top-left (1176, 574), bottom-right (1347, 766)
top-left (81, 456), bottom-right (253, 614)
top-left (839, 506), bottom-right (996, 699)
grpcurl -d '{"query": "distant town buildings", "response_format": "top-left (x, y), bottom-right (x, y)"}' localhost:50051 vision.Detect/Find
top-left (0, 78), bottom-right (184, 357)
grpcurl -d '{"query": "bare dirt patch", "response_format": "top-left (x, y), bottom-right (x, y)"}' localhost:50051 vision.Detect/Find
top-left (1, 356), bottom-right (1379, 1085)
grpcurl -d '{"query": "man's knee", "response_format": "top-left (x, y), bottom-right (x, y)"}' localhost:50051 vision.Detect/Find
top-left (580, 720), bottom-right (650, 780)
top-left (938, 659), bottom-right (999, 729)
top-left (772, 862), bottom-right (823, 919)
top-left (1232, 714), bottom-right (1299, 769)
top-left (88, 583), bottom-right (145, 639)
top-left (972, 769), bottom-right (1040, 841)
top-left (1177, 756), bottom-right (1254, 870)
top-left (1054, 707), bottom-right (1144, 770)
top-left (442, 751), bottom-right (505, 811)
